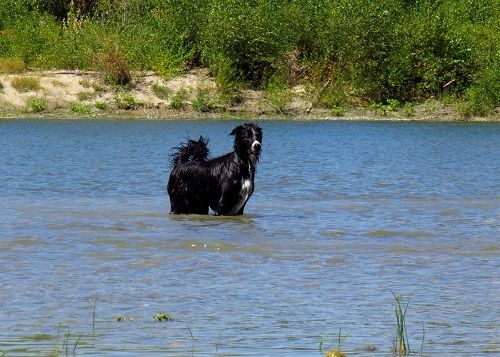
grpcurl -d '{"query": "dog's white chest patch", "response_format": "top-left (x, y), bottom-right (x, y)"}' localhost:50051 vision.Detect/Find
top-left (229, 178), bottom-right (253, 214)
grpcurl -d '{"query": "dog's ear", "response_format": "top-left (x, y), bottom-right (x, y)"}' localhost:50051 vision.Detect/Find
top-left (229, 125), bottom-right (242, 136)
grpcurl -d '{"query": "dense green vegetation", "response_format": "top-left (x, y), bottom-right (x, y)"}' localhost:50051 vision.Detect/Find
top-left (0, 0), bottom-right (498, 116)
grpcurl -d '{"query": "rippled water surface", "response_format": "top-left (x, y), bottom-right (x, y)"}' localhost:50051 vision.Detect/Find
top-left (0, 119), bottom-right (498, 356)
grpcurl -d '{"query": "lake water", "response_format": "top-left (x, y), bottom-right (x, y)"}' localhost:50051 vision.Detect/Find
top-left (0, 119), bottom-right (498, 356)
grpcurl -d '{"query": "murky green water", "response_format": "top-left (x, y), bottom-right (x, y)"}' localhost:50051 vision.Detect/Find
top-left (0, 119), bottom-right (498, 356)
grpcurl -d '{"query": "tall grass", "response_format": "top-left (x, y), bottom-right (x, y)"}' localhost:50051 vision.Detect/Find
top-left (392, 292), bottom-right (410, 356)
top-left (0, 0), bottom-right (498, 115)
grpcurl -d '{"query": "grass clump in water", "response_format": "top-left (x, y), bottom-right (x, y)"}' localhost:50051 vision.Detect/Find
top-left (153, 312), bottom-right (174, 321)
top-left (392, 292), bottom-right (410, 356)
top-left (319, 328), bottom-right (348, 357)
top-left (11, 76), bottom-right (41, 92)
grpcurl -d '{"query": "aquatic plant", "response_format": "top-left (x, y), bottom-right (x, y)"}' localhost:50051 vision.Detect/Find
top-left (153, 312), bottom-right (174, 321)
top-left (392, 292), bottom-right (410, 356)
top-left (50, 324), bottom-right (83, 357)
top-left (319, 328), bottom-right (348, 357)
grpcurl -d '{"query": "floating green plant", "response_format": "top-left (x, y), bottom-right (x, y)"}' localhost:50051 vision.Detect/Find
top-left (154, 312), bottom-right (174, 321)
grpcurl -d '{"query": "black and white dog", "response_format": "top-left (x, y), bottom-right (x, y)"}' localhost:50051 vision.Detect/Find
top-left (167, 123), bottom-right (263, 215)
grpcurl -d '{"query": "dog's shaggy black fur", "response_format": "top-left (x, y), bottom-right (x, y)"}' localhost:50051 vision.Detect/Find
top-left (167, 123), bottom-right (263, 215)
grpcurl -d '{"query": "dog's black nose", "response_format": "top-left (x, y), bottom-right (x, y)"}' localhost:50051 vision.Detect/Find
top-left (253, 142), bottom-right (261, 154)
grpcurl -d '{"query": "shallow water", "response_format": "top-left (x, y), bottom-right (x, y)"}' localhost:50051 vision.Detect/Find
top-left (0, 119), bottom-right (498, 356)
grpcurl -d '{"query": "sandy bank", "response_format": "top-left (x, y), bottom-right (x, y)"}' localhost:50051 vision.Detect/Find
top-left (0, 69), bottom-right (498, 121)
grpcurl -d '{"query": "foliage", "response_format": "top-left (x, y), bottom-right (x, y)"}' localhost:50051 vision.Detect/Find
top-left (0, 0), bottom-right (498, 111)
top-left (27, 96), bottom-right (48, 112)
top-left (264, 75), bottom-right (291, 113)
top-left (71, 102), bottom-right (92, 115)
top-left (170, 88), bottom-right (187, 109)
top-left (392, 292), bottom-right (410, 356)
top-left (94, 100), bottom-right (108, 110)
top-left (11, 76), bottom-right (41, 92)
top-left (114, 92), bottom-right (140, 110)
top-left (191, 88), bottom-right (216, 113)
top-left (97, 48), bottom-right (131, 85)
top-left (153, 312), bottom-right (174, 321)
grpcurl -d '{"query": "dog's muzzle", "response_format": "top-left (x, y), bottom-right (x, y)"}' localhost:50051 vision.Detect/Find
top-left (252, 141), bottom-right (262, 155)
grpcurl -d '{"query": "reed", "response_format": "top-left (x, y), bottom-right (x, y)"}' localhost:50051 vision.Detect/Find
top-left (392, 292), bottom-right (410, 356)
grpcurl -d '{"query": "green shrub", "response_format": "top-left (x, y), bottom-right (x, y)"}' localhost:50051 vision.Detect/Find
top-left (459, 58), bottom-right (500, 117)
top-left (27, 96), bottom-right (48, 113)
top-left (97, 48), bottom-right (132, 86)
top-left (371, 99), bottom-right (400, 116)
top-left (191, 88), bottom-right (215, 112)
top-left (170, 88), bottom-right (187, 109)
top-left (11, 76), bottom-right (41, 92)
top-left (114, 92), bottom-right (141, 110)
top-left (95, 100), bottom-right (108, 110)
top-left (152, 84), bottom-right (171, 99)
top-left (330, 106), bottom-right (344, 117)
top-left (264, 76), bottom-right (291, 113)
top-left (71, 102), bottom-right (92, 115)
top-left (0, 81), bottom-right (4, 93)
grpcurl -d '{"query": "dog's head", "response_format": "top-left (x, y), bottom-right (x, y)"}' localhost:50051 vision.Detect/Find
top-left (230, 123), bottom-right (263, 162)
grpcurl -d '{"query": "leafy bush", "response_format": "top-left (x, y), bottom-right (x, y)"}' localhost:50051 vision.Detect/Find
top-left (264, 75), bottom-right (291, 113)
top-left (94, 100), bottom-right (108, 110)
top-left (97, 48), bottom-right (131, 85)
top-left (27, 96), bottom-right (48, 112)
top-left (114, 92), bottom-right (141, 109)
top-left (170, 88), bottom-right (187, 109)
top-left (191, 88), bottom-right (216, 113)
top-left (71, 102), bottom-right (92, 115)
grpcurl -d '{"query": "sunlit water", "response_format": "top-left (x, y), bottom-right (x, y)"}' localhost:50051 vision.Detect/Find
top-left (0, 119), bottom-right (498, 356)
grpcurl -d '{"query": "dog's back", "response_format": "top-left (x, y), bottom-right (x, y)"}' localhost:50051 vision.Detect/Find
top-left (168, 137), bottom-right (213, 214)
top-left (170, 136), bottom-right (209, 167)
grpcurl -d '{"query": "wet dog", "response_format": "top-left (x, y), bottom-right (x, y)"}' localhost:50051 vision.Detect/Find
top-left (167, 123), bottom-right (263, 215)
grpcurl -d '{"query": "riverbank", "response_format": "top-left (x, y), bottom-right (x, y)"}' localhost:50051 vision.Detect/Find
top-left (1, 69), bottom-right (498, 121)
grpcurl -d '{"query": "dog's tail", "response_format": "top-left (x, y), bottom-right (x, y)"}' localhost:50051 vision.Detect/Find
top-left (170, 136), bottom-right (209, 167)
